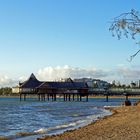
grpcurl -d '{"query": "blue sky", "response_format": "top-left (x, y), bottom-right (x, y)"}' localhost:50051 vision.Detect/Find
top-left (0, 0), bottom-right (140, 86)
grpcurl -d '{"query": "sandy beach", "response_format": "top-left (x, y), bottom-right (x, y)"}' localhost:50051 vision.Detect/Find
top-left (38, 104), bottom-right (140, 140)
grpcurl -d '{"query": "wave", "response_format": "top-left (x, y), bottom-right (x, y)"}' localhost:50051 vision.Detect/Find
top-left (34, 128), bottom-right (48, 134)
top-left (48, 122), bottom-right (77, 132)
top-left (0, 107), bottom-right (112, 140)
top-left (44, 109), bottom-right (112, 135)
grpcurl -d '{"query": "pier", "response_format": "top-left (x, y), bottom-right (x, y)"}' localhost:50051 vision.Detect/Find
top-left (19, 73), bottom-right (140, 102)
top-left (88, 88), bottom-right (140, 102)
top-left (19, 74), bottom-right (89, 102)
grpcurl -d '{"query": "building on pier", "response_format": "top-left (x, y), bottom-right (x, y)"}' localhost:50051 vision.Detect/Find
top-left (19, 73), bottom-right (89, 101)
top-left (19, 73), bottom-right (43, 94)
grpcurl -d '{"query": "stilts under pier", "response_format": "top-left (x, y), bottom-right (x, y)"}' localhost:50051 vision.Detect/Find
top-left (19, 92), bottom-right (89, 102)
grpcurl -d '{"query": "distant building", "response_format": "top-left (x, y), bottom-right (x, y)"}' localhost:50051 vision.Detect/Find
top-left (74, 78), bottom-right (110, 90)
top-left (12, 86), bottom-right (20, 93)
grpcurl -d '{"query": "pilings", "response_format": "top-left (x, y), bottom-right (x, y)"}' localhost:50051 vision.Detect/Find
top-left (20, 93), bottom-right (89, 102)
top-left (19, 92), bottom-right (134, 102)
top-left (104, 92), bottom-right (109, 102)
top-left (106, 94), bottom-right (109, 102)
top-left (20, 94), bottom-right (27, 101)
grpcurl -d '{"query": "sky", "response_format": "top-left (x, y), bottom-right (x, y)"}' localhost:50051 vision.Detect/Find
top-left (0, 0), bottom-right (140, 86)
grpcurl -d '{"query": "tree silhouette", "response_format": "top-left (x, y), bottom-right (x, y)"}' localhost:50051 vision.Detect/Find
top-left (109, 9), bottom-right (140, 61)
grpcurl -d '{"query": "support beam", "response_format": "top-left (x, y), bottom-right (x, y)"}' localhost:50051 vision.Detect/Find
top-left (44, 94), bottom-right (46, 101)
top-left (69, 94), bottom-right (71, 101)
top-left (52, 94), bottom-right (54, 101)
top-left (80, 95), bottom-right (82, 101)
top-left (24, 94), bottom-right (26, 101)
top-left (106, 94), bottom-right (109, 102)
top-left (38, 94), bottom-right (40, 101)
top-left (54, 94), bottom-right (56, 101)
top-left (77, 94), bottom-right (79, 101)
top-left (47, 94), bottom-right (50, 101)
top-left (86, 94), bottom-right (88, 102)
top-left (66, 94), bottom-right (68, 101)
top-left (64, 94), bottom-right (66, 101)
top-left (73, 94), bottom-right (75, 101)
top-left (20, 94), bottom-right (22, 101)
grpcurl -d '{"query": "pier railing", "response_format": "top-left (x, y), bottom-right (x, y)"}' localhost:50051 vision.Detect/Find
top-left (89, 88), bottom-right (140, 95)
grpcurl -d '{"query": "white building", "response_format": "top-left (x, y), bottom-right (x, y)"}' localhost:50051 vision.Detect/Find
top-left (12, 86), bottom-right (20, 93)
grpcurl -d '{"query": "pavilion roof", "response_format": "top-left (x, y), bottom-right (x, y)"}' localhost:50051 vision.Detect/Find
top-left (37, 81), bottom-right (88, 89)
top-left (20, 73), bottom-right (43, 88)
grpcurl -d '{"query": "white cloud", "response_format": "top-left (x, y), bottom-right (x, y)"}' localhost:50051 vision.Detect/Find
top-left (0, 65), bottom-right (140, 87)
top-left (117, 66), bottom-right (140, 81)
top-left (19, 76), bottom-right (27, 82)
top-left (37, 65), bottom-right (109, 81)
top-left (0, 75), bottom-right (17, 87)
top-left (37, 65), bottom-right (140, 84)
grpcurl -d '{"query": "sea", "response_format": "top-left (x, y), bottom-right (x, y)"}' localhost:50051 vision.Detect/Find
top-left (0, 97), bottom-right (139, 140)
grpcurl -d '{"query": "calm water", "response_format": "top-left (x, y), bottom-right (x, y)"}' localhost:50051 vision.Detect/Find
top-left (0, 97), bottom-right (139, 140)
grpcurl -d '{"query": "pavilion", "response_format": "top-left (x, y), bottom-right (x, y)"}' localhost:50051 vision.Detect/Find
top-left (19, 73), bottom-right (89, 101)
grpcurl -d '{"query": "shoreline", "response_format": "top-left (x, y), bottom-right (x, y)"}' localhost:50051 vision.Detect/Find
top-left (37, 105), bottom-right (140, 140)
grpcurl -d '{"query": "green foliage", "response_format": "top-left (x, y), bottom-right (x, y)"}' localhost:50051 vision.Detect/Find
top-left (0, 87), bottom-right (12, 95)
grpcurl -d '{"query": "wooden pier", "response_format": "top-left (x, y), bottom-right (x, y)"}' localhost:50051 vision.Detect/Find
top-left (19, 74), bottom-right (89, 102)
top-left (18, 73), bottom-right (140, 102)
top-left (88, 88), bottom-right (140, 102)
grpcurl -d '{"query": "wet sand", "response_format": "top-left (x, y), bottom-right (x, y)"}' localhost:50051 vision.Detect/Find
top-left (38, 105), bottom-right (140, 140)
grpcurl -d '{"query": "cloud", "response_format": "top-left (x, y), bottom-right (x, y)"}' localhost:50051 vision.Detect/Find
top-left (0, 65), bottom-right (140, 87)
top-left (117, 66), bottom-right (140, 81)
top-left (37, 65), bottom-right (109, 81)
top-left (0, 66), bottom-right (110, 87)
top-left (0, 75), bottom-right (17, 87)
top-left (37, 65), bottom-right (140, 84)
top-left (19, 76), bottom-right (27, 82)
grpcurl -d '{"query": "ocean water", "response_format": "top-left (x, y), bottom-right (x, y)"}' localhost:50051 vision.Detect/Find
top-left (0, 97), bottom-right (139, 140)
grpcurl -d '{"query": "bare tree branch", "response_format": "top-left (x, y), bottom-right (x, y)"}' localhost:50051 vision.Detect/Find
top-left (109, 9), bottom-right (140, 60)
top-left (128, 49), bottom-right (140, 62)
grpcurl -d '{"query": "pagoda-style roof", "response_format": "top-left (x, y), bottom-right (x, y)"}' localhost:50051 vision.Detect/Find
top-left (19, 73), bottom-right (88, 90)
top-left (20, 73), bottom-right (43, 88)
top-left (37, 81), bottom-right (88, 90)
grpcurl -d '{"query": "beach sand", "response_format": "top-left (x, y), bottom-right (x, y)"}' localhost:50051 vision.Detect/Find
top-left (38, 105), bottom-right (140, 140)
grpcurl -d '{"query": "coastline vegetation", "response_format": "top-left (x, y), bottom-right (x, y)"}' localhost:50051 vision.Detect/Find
top-left (0, 87), bottom-right (11, 95)
top-left (0, 87), bottom-right (18, 96)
